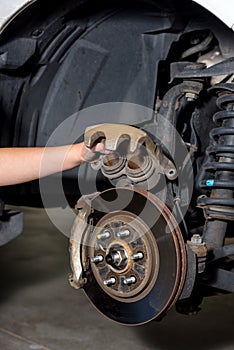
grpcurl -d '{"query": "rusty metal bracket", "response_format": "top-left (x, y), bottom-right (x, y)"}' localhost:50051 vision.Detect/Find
top-left (170, 58), bottom-right (234, 81)
top-left (69, 193), bottom-right (98, 289)
top-left (187, 236), bottom-right (207, 274)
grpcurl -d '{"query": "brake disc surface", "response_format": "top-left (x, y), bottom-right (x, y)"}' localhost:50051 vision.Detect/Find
top-left (80, 187), bottom-right (186, 325)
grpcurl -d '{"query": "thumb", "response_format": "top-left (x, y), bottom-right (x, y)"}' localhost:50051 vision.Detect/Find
top-left (92, 142), bottom-right (110, 154)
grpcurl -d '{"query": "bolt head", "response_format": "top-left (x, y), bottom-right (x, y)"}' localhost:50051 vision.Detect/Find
top-left (185, 92), bottom-right (198, 101)
top-left (191, 234), bottom-right (203, 244)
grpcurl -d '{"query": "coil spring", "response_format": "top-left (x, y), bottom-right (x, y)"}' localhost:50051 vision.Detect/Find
top-left (197, 84), bottom-right (234, 220)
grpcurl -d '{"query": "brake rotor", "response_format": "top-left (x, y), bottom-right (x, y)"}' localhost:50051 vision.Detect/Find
top-left (75, 187), bottom-right (186, 325)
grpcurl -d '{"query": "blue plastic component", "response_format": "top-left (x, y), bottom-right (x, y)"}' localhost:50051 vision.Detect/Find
top-left (206, 179), bottom-right (215, 187)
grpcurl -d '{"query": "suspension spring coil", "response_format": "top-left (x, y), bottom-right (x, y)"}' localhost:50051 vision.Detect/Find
top-left (198, 84), bottom-right (234, 221)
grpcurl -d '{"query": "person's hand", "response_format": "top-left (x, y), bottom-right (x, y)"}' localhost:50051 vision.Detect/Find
top-left (80, 141), bottom-right (110, 163)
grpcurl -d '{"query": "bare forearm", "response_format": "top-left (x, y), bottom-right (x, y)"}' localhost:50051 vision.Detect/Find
top-left (0, 144), bottom-right (84, 186)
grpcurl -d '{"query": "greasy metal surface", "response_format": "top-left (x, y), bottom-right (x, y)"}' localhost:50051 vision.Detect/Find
top-left (71, 187), bottom-right (186, 325)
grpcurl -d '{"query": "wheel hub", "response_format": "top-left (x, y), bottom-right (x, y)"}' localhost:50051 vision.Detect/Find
top-left (89, 211), bottom-right (159, 300)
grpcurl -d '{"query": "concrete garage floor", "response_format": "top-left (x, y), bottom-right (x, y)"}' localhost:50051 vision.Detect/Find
top-left (0, 207), bottom-right (234, 350)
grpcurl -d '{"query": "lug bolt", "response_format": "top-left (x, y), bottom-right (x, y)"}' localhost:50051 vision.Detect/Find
top-left (97, 230), bottom-right (111, 240)
top-left (123, 276), bottom-right (136, 286)
top-left (131, 252), bottom-right (144, 261)
top-left (116, 229), bottom-right (131, 239)
top-left (91, 255), bottom-right (104, 264)
top-left (104, 277), bottom-right (116, 286)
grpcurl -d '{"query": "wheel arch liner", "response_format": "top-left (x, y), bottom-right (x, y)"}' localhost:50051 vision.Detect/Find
top-left (1, 1), bottom-right (234, 36)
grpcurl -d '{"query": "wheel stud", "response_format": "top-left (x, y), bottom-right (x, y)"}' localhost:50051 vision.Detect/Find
top-left (104, 277), bottom-right (116, 286)
top-left (131, 252), bottom-right (144, 261)
top-left (116, 229), bottom-right (130, 238)
top-left (91, 255), bottom-right (104, 264)
top-left (123, 276), bottom-right (136, 286)
top-left (97, 230), bottom-right (111, 240)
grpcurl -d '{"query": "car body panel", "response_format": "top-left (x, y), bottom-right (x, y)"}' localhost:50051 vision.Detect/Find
top-left (0, 0), bottom-right (36, 34)
top-left (0, 0), bottom-right (234, 35)
top-left (193, 0), bottom-right (234, 29)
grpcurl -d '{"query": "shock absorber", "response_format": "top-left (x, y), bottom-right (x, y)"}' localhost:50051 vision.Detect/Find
top-left (198, 84), bottom-right (234, 247)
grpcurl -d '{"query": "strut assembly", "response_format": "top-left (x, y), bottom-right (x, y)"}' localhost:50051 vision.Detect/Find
top-left (198, 84), bottom-right (234, 231)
